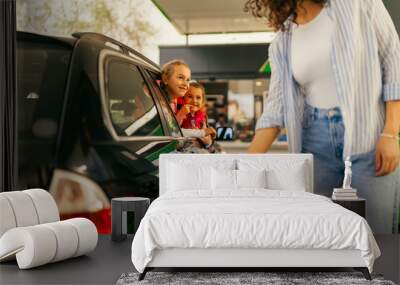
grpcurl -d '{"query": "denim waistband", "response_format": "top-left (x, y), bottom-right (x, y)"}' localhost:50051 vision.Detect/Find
top-left (304, 103), bottom-right (342, 120)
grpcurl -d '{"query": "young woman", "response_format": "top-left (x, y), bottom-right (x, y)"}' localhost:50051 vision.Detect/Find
top-left (246, 0), bottom-right (400, 233)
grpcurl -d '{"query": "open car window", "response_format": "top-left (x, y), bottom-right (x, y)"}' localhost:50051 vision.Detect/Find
top-left (106, 59), bottom-right (164, 137)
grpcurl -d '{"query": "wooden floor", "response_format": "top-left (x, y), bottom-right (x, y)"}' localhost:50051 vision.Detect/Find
top-left (0, 234), bottom-right (398, 285)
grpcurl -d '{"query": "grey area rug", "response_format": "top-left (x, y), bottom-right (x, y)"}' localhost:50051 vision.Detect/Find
top-left (116, 272), bottom-right (396, 285)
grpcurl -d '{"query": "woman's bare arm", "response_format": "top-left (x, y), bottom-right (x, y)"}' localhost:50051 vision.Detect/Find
top-left (247, 127), bottom-right (280, 153)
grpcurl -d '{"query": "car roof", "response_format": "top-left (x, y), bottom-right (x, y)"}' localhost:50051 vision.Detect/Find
top-left (17, 31), bottom-right (160, 72)
top-left (17, 31), bottom-right (77, 47)
top-left (73, 32), bottom-right (159, 70)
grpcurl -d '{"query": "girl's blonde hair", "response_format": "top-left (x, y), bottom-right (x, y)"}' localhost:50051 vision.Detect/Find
top-left (161, 59), bottom-right (190, 79)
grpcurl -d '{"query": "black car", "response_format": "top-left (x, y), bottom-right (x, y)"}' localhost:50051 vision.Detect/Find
top-left (17, 31), bottom-right (189, 233)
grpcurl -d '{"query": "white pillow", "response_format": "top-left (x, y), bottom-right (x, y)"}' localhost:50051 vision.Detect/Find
top-left (168, 163), bottom-right (211, 191)
top-left (267, 163), bottom-right (306, 191)
top-left (211, 169), bottom-right (267, 190)
top-left (236, 169), bottom-right (267, 189)
top-left (238, 159), bottom-right (307, 191)
top-left (167, 159), bottom-right (236, 192)
top-left (212, 168), bottom-right (236, 190)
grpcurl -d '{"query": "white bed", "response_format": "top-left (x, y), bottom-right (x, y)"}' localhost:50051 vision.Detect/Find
top-left (131, 154), bottom-right (380, 280)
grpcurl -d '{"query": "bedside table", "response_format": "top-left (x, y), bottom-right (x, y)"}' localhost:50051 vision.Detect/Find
top-left (111, 197), bottom-right (150, 242)
top-left (332, 198), bottom-right (366, 218)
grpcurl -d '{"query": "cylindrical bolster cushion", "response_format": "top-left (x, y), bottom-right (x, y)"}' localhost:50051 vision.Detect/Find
top-left (23, 189), bottom-right (59, 224)
top-left (0, 218), bottom-right (98, 269)
top-left (65, 218), bottom-right (98, 257)
top-left (0, 226), bottom-right (57, 269)
top-left (0, 196), bottom-right (17, 237)
top-left (42, 221), bottom-right (79, 263)
top-left (0, 192), bottom-right (39, 227)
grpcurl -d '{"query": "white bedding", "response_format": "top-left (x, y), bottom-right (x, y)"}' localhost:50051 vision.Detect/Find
top-left (131, 190), bottom-right (380, 273)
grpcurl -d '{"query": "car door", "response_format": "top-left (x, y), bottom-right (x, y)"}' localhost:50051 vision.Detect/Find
top-left (95, 49), bottom-right (187, 199)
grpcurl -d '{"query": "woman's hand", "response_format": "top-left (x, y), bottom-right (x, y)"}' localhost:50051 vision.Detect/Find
top-left (377, 101), bottom-right (400, 176)
top-left (375, 136), bottom-right (400, 176)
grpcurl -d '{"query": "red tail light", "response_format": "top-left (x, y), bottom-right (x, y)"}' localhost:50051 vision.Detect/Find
top-left (60, 208), bottom-right (111, 234)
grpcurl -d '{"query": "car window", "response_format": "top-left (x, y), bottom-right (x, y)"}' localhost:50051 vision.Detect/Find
top-left (146, 71), bottom-right (182, 137)
top-left (106, 60), bottom-right (163, 137)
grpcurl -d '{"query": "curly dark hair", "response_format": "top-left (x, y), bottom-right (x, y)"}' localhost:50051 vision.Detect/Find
top-left (244, 0), bottom-right (327, 31)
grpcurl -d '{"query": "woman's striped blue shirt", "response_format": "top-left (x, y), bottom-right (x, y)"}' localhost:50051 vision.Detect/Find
top-left (256, 0), bottom-right (400, 158)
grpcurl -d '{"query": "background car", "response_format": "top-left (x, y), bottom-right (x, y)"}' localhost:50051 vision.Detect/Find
top-left (17, 31), bottom-right (189, 233)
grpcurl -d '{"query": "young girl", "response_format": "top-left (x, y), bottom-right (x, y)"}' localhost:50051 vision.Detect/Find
top-left (180, 82), bottom-right (214, 148)
top-left (160, 59), bottom-right (190, 122)
top-left (181, 82), bottom-right (207, 129)
top-left (161, 60), bottom-right (216, 140)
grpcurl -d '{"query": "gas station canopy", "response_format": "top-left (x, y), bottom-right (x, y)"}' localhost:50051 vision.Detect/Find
top-left (152, 0), bottom-right (273, 35)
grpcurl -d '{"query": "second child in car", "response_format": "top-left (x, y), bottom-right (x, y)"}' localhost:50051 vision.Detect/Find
top-left (180, 82), bottom-right (214, 148)
top-left (180, 82), bottom-right (207, 129)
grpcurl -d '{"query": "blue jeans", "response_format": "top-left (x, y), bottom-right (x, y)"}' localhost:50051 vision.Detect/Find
top-left (301, 104), bottom-right (400, 234)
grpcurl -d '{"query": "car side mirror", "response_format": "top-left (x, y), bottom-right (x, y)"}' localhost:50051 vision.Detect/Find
top-left (215, 127), bottom-right (234, 141)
